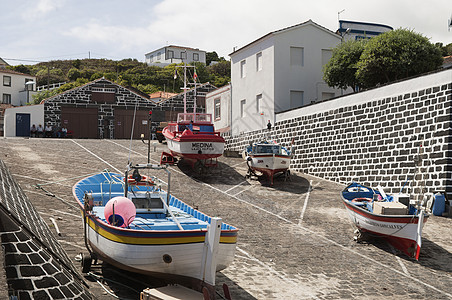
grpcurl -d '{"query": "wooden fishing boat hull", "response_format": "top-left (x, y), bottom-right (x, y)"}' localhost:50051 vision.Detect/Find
top-left (341, 189), bottom-right (429, 260)
top-left (83, 215), bottom-right (237, 279)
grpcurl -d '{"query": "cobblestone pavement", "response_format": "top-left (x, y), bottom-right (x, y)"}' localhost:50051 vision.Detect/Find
top-left (1, 138), bottom-right (451, 299)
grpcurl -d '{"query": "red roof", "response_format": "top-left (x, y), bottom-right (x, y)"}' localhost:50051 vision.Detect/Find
top-left (0, 68), bottom-right (35, 77)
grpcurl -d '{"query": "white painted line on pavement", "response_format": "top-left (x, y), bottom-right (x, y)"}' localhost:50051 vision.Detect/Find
top-left (71, 140), bottom-right (121, 173)
top-left (298, 180), bottom-right (313, 225)
top-left (389, 244), bottom-right (410, 276)
top-left (225, 180), bottom-right (247, 193)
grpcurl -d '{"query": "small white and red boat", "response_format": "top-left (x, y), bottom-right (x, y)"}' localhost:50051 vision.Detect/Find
top-left (162, 112), bottom-right (225, 171)
top-left (243, 140), bottom-right (292, 186)
top-left (341, 182), bottom-right (431, 260)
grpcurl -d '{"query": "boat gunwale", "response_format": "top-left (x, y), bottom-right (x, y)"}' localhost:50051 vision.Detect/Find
top-left (72, 173), bottom-right (239, 236)
top-left (340, 183), bottom-right (429, 223)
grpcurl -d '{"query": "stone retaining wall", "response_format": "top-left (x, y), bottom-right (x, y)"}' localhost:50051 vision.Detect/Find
top-left (0, 160), bottom-right (92, 299)
top-left (226, 69), bottom-right (452, 197)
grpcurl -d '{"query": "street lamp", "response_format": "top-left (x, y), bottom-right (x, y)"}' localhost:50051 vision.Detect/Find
top-left (341, 28), bottom-right (351, 43)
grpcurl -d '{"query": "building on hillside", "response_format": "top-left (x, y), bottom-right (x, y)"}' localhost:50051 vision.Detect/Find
top-left (205, 83), bottom-right (231, 133)
top-left (338, 20), bottom-right (393, 42)
top-left (229, 19), bottom-right (346, 135)
top-left (1, 69), bottom-right (36, 107)
top-left (4, 78), bottom-right (162, 139)
top-left (4, 78), bottom-right (215, 138)
top-left (145, 45), bottom-right (206, 66)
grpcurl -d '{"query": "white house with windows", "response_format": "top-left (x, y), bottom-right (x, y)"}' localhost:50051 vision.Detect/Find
top-left (1, 69), bottom-right (36, 106)
top-left (206, 83), bottom-right (231, 132)
top-left (145, 45), bottom-right (206, 66)
top-left (229, 19), bottom-right (345, 135)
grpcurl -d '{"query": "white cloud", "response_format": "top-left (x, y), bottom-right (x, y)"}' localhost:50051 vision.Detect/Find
top-left (36, 0), bottom-right (64, 14)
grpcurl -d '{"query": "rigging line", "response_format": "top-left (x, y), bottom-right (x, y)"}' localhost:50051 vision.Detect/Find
top-left (128, 100), bottom-right (139, 165)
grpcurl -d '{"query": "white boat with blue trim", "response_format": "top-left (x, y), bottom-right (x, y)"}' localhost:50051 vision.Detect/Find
top-left (73, 162), bottom-right (238, 291)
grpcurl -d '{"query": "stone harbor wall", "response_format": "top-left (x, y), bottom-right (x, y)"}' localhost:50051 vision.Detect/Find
top-left (0, 160), bottom-right (92, 299)
top-left (225, 68), bottom-right (452, 198)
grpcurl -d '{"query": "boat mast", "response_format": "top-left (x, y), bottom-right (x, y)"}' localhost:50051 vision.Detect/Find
top-left (183, 64), bottom-right (187, 113)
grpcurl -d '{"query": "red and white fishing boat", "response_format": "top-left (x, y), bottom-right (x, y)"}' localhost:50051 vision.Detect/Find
top-left (243, 140), bottom-right (292, 186)
top-left (341, 182), bottom-right (431, 260)
top-left (161, 64), bottom-right (225, 172)
top-left (162, 112), bottom-right (225, 169)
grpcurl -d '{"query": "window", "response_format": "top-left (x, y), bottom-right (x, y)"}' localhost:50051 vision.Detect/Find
top-left (321, 49), bottom-right (332, 66)
top-left (256, 52), bottom-right (262, 71)
top-left (150, 55), bottom-right (154, 62)
top-left (181, 51), bottom-right (187, 60)
top-left (193, 53), bottom-right (199, 61)
top-left (290, 90), bottom-right (304, 108)
top-left (240, 60), bottom-right (246, 78)
top-left (240, 99), bottom-right (246, 117)
top-left (290, 47), bottom-right (304, 66)
top-left (2, 94), bottom-right (11, 104)
top-left (167, 50), bottom-right (174, 59)
top-left (214, 98), bottom-right (221, 120)
top-left (157, 52), bottom-right (161, 60)
top-left (3, 76), bottom-right (11, 86)
top-left (256, 94), bottom-right (262, 113)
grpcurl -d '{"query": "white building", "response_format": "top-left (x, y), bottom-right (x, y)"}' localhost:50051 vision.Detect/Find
top-left (229, 19), bottom-right (344, 135)
top-left (4, 104), bottom-right (44, 137)
top-left (145, 45), bottom-right (206, 66)
top-left (1, 69), bottom-right (37, 107)
top-left (338, 20), bottom-right (393, 42)
top-left (206, 83), bottom-right (231, 133)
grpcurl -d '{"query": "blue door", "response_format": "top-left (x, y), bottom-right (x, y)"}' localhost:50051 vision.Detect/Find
top-left (16, 113), bottom-right (31, 137)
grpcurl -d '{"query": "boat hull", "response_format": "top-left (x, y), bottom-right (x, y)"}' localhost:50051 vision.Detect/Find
top-left (342, 198), bottom-right (428, 259)
top-left (163, 127), bottom-right (225, 161)
top-left (248, 154), bottom-right (291, 183)
top-left (72, 171), bottom-right (238, 284)
top-left (84, 216), bottom-right (237, 279)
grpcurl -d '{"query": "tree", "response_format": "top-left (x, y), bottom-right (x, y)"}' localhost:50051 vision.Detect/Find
top-left (356, 29), bottom-right (443, 88)
top-left (206, 51), bottom-right (220, 66)
top-left (67, 68), bottom-right (81, 81)
top-left (323, 39), bottom-right (367, 90)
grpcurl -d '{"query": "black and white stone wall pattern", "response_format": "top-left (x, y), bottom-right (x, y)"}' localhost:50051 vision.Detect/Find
top-left (225, 70), bottom-right (452, 198)
top-left (0, 160), bottom-right (92, 299)
top-left (43, 79), bottom-right (215, 139)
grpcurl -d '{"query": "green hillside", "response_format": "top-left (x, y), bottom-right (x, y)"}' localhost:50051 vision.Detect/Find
top-left (8, 54), bottom-right (230, 104)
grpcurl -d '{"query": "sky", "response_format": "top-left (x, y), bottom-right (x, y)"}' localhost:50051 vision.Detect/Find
top-left (2, 0), bottom-right (452, 65)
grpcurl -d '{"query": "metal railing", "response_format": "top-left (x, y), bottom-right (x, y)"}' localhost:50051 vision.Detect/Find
top-left (36, 82), bottom-right (67, 92)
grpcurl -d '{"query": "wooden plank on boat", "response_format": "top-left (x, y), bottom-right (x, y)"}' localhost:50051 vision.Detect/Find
top-left (373, 202), bottom-right (408, 215)
top-left (141, 285), bottom-right (204, 300)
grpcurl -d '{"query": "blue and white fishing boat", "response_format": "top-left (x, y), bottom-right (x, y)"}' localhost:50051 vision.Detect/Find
top-left (72, 162), bottom-right (238, 289)
top-left (341, 182), bottom-right (430, 260)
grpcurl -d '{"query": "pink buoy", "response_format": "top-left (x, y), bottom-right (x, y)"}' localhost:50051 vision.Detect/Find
top-left (104, 196), bottom-right (136, 227)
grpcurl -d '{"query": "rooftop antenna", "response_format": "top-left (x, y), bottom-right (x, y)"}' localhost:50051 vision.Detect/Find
top-left (338, 9), bottom-right (345, 24)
